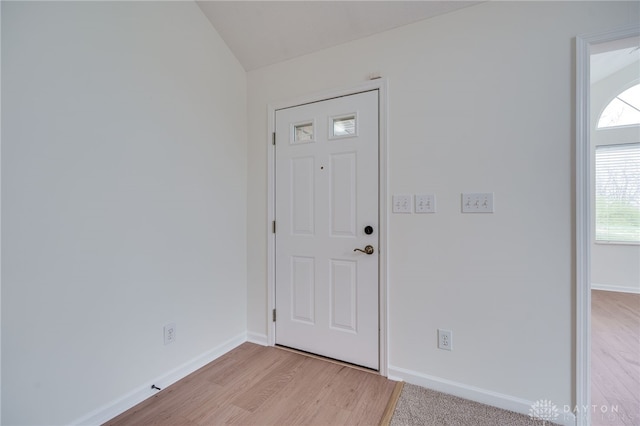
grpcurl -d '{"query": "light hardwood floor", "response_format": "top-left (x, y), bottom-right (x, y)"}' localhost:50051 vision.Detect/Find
top-left (591, 290), bottom-right (640, 426)
top-left (106, 343), bottom-right (398, 425)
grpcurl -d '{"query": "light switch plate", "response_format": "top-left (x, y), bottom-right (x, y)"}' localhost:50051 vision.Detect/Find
top-left (462, 193), bottom-right (494, 213)
top-left (392, 194), bottom-right (412, 213)
top-left (415, 194), bottom-right (436, 213)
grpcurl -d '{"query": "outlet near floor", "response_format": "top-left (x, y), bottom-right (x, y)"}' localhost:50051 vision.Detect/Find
top-left (438, 329), bottom-right (452, 351)
top-left (164, 323), bottom-right (176, 345)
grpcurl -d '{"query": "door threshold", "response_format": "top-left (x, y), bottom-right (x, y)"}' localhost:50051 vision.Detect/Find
top-left (275, 344), bottom-right (380, 374)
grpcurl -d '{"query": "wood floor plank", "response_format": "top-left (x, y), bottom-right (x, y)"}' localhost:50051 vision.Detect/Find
top-left (344, 374), bottom-right (397, 425)
top-left (205, 344), bottom-right (281, 387)
top-left (305, 404), bottom-right (352, 426)
top-left (316, 365), bottom-right (372, 411)
top-left (251, 357), bottom-right (337, 413)
top-left (187, 348), bottom-right (304, 423)
top-left (106, 343), bottom-right (397, 426)
top-left (195, 403), bottom-right (252, 425)
top-left (591, 290), bottom-right (640, 426)
top-left (237, 358), bottom-right (338, 425)
top-left (230, 351), bottom-right (304, 413)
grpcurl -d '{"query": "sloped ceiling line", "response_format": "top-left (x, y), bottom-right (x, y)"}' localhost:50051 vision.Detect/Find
top-left (196, 1), bottom-right (482, 71)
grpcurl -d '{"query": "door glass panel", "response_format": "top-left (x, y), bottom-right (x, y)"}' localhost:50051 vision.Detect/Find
top-left (294, 122), bottom-right (314, 142)
top-left (332, 115), bottom-right (356, 137)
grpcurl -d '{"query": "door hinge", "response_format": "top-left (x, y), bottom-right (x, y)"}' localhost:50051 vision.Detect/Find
top-left (272, 308), bottom-right (276, 322)
top-left (272, 221), bottom-right (276, 233)
top-left (272, 132), bottom-right (276, 145)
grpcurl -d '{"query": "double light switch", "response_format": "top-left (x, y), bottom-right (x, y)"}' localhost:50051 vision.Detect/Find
top-left (392, 194), bottom-right (436, 213)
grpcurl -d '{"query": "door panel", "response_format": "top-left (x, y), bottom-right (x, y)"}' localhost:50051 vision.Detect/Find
top-left (330, 259), bottom-right (357, 332)
top-left (291, 256), bottom-right (315, 324)
top-left (330, 152), bottom-right (357, 237)
top-left (291, 157), bottom-right (315, 235)
top-left (275, 90), bottom-right (379, 370)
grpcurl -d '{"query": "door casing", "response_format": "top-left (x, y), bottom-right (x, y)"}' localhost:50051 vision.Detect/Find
top-left (267, 79), bottom-right (388, 376)
top-left (575, 24), bottom-right (640, 426)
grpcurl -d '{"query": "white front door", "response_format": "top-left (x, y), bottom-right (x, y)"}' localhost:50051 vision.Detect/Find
top-left (274, 90), bottom-right (379, 370)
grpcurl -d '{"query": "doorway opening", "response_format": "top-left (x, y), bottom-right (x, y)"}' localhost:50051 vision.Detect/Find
top-left (576, 25), bottom-right (640, 426)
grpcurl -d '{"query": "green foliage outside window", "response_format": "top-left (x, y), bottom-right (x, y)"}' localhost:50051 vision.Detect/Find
top-left (595, 198), bottom-right (640, 242)
top-left (595, 143), bottom-right (640, 244)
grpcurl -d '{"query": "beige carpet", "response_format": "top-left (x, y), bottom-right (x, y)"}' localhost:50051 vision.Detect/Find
top-left (390, 384), bottom-right (560, 426)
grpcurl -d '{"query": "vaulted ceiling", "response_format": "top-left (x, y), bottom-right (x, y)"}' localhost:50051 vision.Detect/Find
top-left (197, 1), bottom-right (639, 81)
top-left (196, 1), bottom-right (481, 71)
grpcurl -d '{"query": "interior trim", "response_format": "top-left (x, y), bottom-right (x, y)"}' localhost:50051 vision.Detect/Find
top-left (575, 24), bottom-right (640, 426)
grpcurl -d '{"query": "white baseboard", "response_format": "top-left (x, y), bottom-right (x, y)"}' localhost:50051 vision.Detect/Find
top-left (72, 332), bottom-right (246, 426)
top-left (388, 365), bottom-right (576, 426)
top-left (591, 283), bottom-right (640, 294)
top-left (246, 331), bottom-right (268, 346)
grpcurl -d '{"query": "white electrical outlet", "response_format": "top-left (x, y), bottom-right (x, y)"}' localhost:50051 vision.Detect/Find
top-left (164, 323), bottom-right (176, 345)
top-left (415, 194), bottom-right (436, 213)
top-left (438, 329), bottom-right (452, 351)
top-left (461, 193), bottom-right (494, 213)
top-left (392, 194), bottom-right (412, 213)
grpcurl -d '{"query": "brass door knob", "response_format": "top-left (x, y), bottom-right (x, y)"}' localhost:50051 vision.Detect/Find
top-left (354, 245), bottom-right (375, 255)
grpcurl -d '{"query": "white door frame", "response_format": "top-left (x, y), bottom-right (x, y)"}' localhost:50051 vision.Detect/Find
top-left (575, 24), bottom-right (639, 426)
top-left (267, 79), bottom-right (388, 376)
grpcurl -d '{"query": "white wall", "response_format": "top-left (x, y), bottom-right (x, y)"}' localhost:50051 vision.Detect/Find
top-left (1, 2), bottom-right (247, 424)
top-left (0, 3), bottom-right (3, 421)
top-left (590, 60), bottom-right (640, 293)
top-left (247, 0), bottom-right (639, 413)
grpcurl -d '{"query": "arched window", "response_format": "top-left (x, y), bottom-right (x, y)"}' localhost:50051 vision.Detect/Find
top-left (597, 84), bottom-right (640, 129)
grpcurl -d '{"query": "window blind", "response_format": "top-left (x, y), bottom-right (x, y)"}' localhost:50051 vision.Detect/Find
top-left (595, 143), bottom-right (640, 243)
